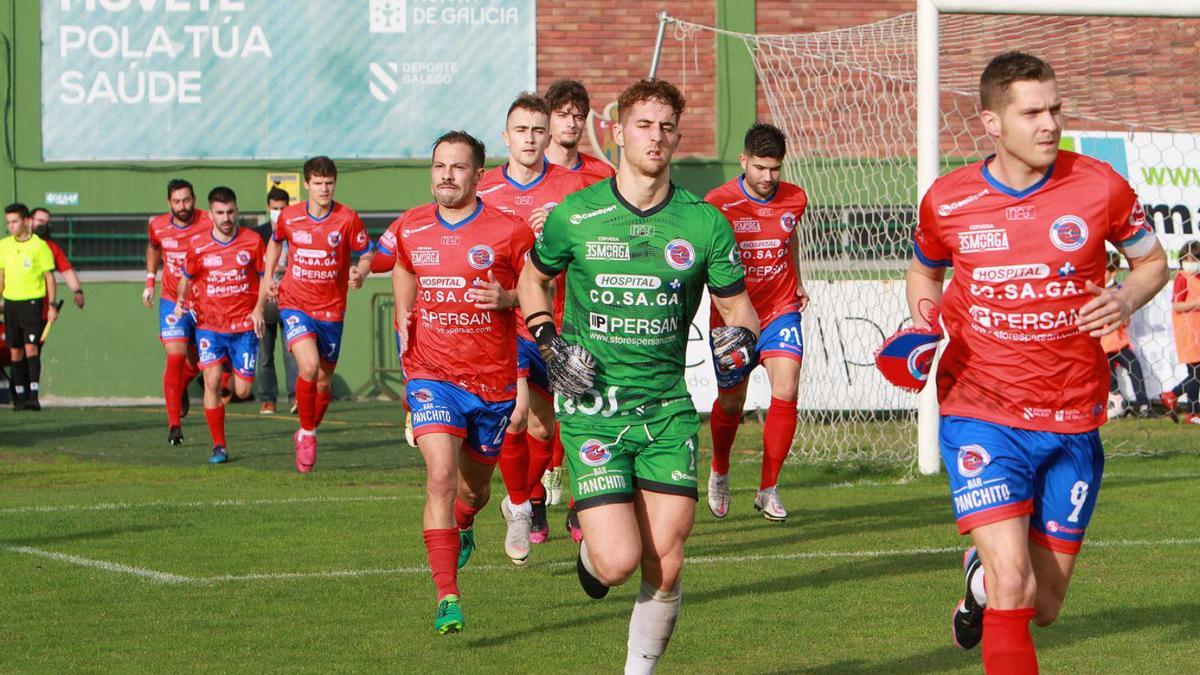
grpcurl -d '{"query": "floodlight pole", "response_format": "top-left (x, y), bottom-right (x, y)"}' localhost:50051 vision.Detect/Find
top-left (649, 11), bottom-right (673, 78)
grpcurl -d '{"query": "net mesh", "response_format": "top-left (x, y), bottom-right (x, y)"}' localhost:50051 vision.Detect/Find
top-left (668, 12), bottom-right (1200, 464)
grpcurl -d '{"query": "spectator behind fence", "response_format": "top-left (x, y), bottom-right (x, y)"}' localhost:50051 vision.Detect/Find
top-left (1165, 241), bottom-right (1200, 425)
top-left (1101, 251), bottom-right (1150, 417)
top-left (252, 188), bottom-right (298, 414)
top-left (1, 203), bottom-right (57, 411)
top-left (31, 208), bottom-right (85, 310)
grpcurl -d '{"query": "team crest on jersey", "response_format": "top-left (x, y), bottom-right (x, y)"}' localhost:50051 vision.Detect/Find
top-left (579, 439), bottom-right (612, 467)
top-left (957, 445), bottom-right (991, 478)
top-left (355, 230), bottom-right (369, 247)
top-left (780, 212), bottom-right (797, 233)
top-left (1049, 215), bottom-right (1088, 252)
top-left (413, 388), bottom-right (434, 404)
top-left (327, 231), bottom-right (342, 247)
top-left (664, 239), bottom-right (695, 270)
top-left (467, 245), bottom-right (495, 270)
top-left (293, 231), bottom-right (312, 244)
top-left (236, 250), bottom-right (252, 266)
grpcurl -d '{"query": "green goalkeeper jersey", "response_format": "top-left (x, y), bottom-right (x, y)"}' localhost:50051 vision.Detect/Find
top-left (531, 179), bottom-right (745, 423)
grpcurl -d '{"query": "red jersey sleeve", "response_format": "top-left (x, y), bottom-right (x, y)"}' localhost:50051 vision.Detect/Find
top-left (510, 218), bottom-right (536, 274)
top-left (1174, 272), bottom-right (1190, 302)
top-left (48, 240), bottom-right (72, 271)
top-left (391, 220), bottom-right (415, 273)
top-left (273, 216), bottom-right (289, 243)
top-left (349, 214), bottom-right (371, 256)
top-left (253, 237), bottom-right (267, 277)
top-left (147, 217), bottom-right (161, 248)
top-left (182, 245), bottom-right (200, 280)
top-left (913, 189), bottom-right (952, 268)
top-left (1105, 171), bottom-right (1151, 248)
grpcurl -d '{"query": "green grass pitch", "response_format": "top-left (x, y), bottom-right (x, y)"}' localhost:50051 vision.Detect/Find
top-left (3, 402), bottom-right (1198, 673)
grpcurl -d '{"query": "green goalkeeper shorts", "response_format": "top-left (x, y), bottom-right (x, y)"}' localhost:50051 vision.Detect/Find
top-left (559, 410), bottom-right (700, 510)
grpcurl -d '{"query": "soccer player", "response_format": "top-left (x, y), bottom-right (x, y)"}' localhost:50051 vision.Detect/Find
top-left (544, 79), bottom-right (616, 184)
top-left (518, 78), bottom-right (759, 673)
top-left (378, 130), bottom-right (533, 634)
top-left (173, 187), bottom-right (265, 463)
top-left (144, 179), bottom-right (211, 445)
top-left (253, 156), bottom-right (373, 473)
top-left (30, 208), bottom-right (85, 309)
top-left (477, 92), bottom-right (587, 561)
top-left (900, 52), bottom-right (1167, 673)
top-left (703, 122), bottom-right (809, 522)
top-left (253, 188), bottom-right (299, 415)
top-left (0, 203), bottom-right (57, 411)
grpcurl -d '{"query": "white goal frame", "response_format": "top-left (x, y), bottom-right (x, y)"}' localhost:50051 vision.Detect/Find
top-left (915, 0), bottom-right (1200, 474)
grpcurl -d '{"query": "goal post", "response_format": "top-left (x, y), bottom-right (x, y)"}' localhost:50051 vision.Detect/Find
top-left (653, 5), bottom-right (1200, 472)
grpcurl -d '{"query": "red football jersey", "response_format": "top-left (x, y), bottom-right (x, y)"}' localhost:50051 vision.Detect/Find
top-left (705, 177), bottom-right (808, 329)
top-left (379, 200), bottom-right (534, 402)
top-left (148, 209), bottom-right (212, 303)
top-left (478, 159), bottom-right (586, 337)
top-left (45, 239), bottom-right (72, 272)
top-left (571, 152), bottom-right (616, 185)
top-left (182, 227), bottom-right (266, 333)
top-left (914, 151), bottom-right (1152, 433)
top-left (274, 201), bottom-right (371, 322)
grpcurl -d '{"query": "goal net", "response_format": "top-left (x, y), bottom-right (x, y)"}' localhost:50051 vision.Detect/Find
top-left (665, 8), bottom-right (1200, 465)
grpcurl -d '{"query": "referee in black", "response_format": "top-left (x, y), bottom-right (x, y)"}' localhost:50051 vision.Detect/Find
top-left (1, 203), bottom-right (57, 411)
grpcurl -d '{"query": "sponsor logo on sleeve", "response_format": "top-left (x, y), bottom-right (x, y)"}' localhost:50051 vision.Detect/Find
top-left (467, 244), bottom-right (495, 270)
top-left (664, 239), bottom-right (695, 270)
top-left (1049, 215), bottom-right (1088, 252)
top-left (380, 231), bottom-right (397, 249)
top-left (1130, 201), bottom-right (1149, 232)
top-left (579, 439), bottom-right (612, 467)
top-left (957, 445), bottom-right (990, 478)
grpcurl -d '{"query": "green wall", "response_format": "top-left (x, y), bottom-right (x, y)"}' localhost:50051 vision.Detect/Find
top-left (0, 2), bottom-right (756, 214)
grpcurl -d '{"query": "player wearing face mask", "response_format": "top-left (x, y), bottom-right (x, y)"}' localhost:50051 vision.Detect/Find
top-left (252, 188), bottom-right (299, 414)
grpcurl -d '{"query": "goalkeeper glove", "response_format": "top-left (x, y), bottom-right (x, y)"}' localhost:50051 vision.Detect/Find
top-left (530, 320), bottom-right (597, 398)
top-left (711, 325), bottom-right (757, 374)
top-left (875, 323), bottom-right (942, 392)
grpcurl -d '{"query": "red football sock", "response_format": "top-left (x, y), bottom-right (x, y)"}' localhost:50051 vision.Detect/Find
top-left (296, 376), bottom-right (317, 431)
top-left (204, 406), bottom-right (226, 447)
top-left (761, 397), bottom-right (798, 490)
top-left (709, 400), bottom-right (741, 475)
top-left (526, 432), bottom-right (555, 496)
top-left (164, 353), bottom-right (186, 426)
top-left (314, 389), bottom-right (332, 427)
top-left (422, 528), bottom-right (460, 600)
top-left (498, 431), bottom-right (530, 504)
top-left (550, 434), bottom-right (564, 469)
top-left (454, 497), bottom-right (483, 531)
top-left (982, 607), bottom-right (1039, 675)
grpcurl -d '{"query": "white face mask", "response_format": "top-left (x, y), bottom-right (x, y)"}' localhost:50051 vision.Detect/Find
top-left (1183, 261), bottom-right (1200, 275)
top-left (268, 208), bottom-right (282, 226)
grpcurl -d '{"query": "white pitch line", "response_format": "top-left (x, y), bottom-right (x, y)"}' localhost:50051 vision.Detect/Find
top-left (0, 544), bottom-right (194, 584)
top-left (0, 494), bottom-right (412, 515)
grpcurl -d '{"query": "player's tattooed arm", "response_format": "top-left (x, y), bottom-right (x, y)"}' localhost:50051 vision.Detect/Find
top-left (471, 271), bottom-right (517, 310)
top-left (1079, 240), bottom-right (1168, 337)
top-left (906, 258), bottom-right (947, 331)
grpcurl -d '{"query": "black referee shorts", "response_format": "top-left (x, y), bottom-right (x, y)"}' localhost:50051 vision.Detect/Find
top-left (3, 298), bottom-right (46, 347)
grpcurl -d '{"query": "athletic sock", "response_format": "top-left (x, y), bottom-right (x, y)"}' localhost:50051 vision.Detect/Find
top-left (11, 358), bottom-right (29, 398)
top-left (498, 431), bottom-right (530, 505)
top-left (314, 389), bottom-right (332, 427)
top-left (204, 406), bottom-right (226, 447)
top-left (625, 580), bottom-right (682, 675)
top-left (760, 396), bottom-right (798, 490)
top-left (26, 355), bottom-right (40, 390)
top-left (526, 432), bottom-right (555, 496)
top-left (550, 434), bottom-right (564, 469)
top-left (454, 497), bottom-right (484, 531)
top-left (971, 566), bottom-right (988, 605)
top-left (164, 353), bottom-right (186, 426)
top-left (709, 400), bottom-right (740, 475)
top-left (295, 376), bottom-right (317, 432)
top-left (422, 528), bottom-right (460, 600)
top-left (982, 607), bottom-right (1038, 675)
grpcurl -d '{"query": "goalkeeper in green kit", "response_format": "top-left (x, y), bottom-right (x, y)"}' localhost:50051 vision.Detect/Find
top-left (517, 78), bottom-right (760, 674)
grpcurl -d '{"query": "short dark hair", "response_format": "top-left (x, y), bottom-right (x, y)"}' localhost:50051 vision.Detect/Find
top-left (980, 51), bottom-right (1056, 112)
top-left (743, 123), bottom-right (787, 160)
top-left (166, 179), bottom-right (194, 199)
top-left (303, 156), bottom-right (338, 182)
top-left (207, 186), bottom-right (237, 205)
top-left (1180, 240), bottom-right (1200, 260)
top-left (507, 92), bottom-right (550, 121)
top-left (31, 207), bottom-right (50, 219)
top-left (266, 187), bottom-right (290, 204)
top-left (617, 78), bottom-right (686, 123)
top-left (4, 202), bottom-right (29, 218)
top-left (432, 130), bottom-right (486, 169)
top-left (544, 80), bottom-right (591, 115)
